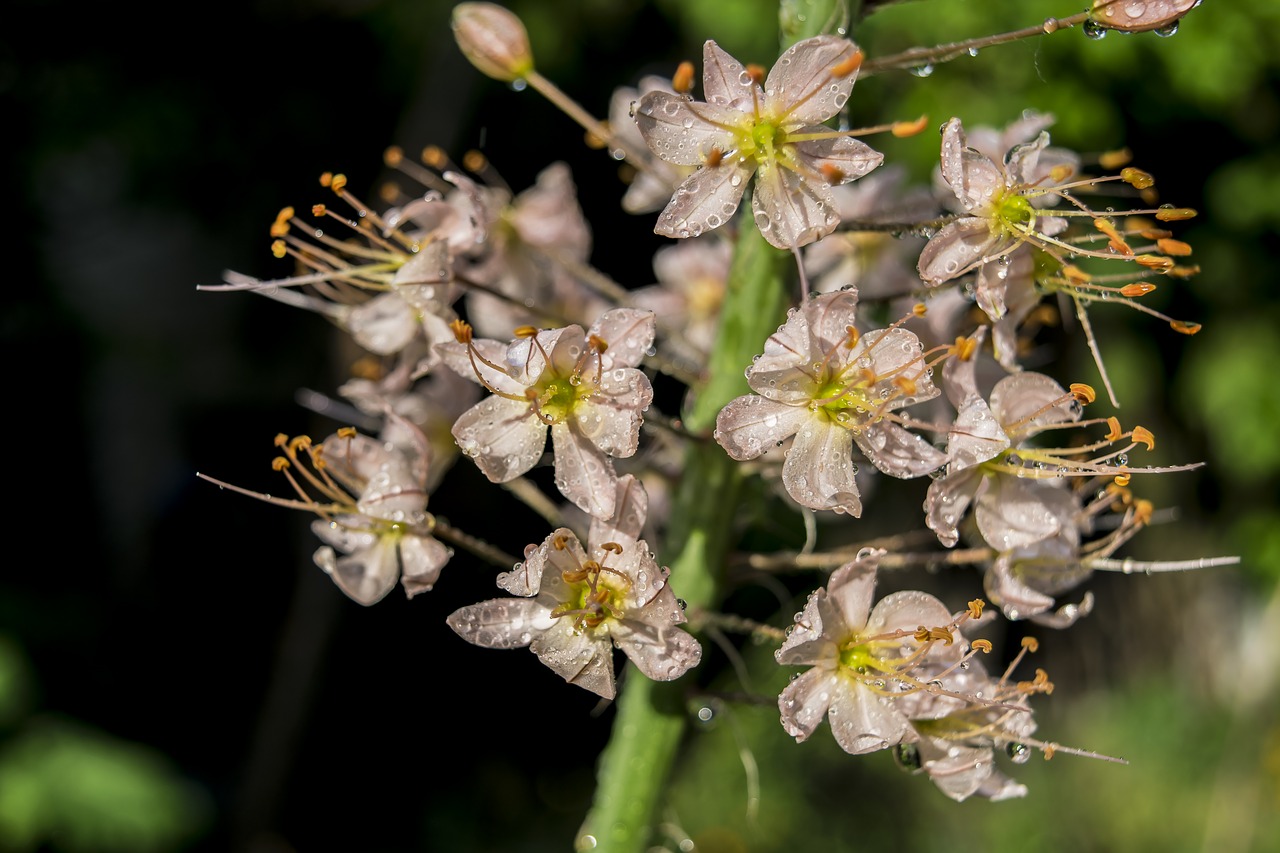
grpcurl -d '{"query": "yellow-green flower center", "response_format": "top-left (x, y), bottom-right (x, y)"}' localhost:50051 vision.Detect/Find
top-left (997, 194), bottom-right (1036, 231)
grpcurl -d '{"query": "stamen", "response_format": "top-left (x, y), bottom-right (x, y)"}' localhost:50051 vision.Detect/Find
top-left (830, 50), bottom-right (863, 78)
top-left (1069, 383), bottom-right (1096, 405)
top-left (1120, 167), bottom-right (1154, 189)
top-left (671, 60), bottom-right (695, 94)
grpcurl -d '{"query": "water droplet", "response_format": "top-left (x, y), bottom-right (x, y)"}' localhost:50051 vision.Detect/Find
top-left (894, 742), bottom-right (922, 771)
top-left (909, 64), bottom-right (934, 78)
top-left (1155, 21), bottom-right (1179, 37)
top-left (510, 78), bottom-right (528, 92)
top-left (1007, 742), bottom-right (1031, 764)
top-left (1082, 19), bottom-right (1107, 39)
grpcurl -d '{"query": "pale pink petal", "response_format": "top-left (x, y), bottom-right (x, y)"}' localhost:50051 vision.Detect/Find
top-left (827, 681), bottom-right (914, 755)
top-left (918, 735), bottom-right (994, 802)
top-left (783, 418), bottom-right (862, 515)
top-left (551, 421), bottom-right (618, 518)
top-left (824, 556), bottom-right (878, 633)
top-left (792, 135), bottom-right (883, 184)
top-left (345, 292), bottom-right (418, 356)
top-left (802, 288), bottom-right (860, 354)
top-left (917, 217), bottom-right (1014, 285)
top-left (939, 118), bottom-right (1006, 215)
top-left (589, 308), bottom-right (656, 371)
top-left (989, 372), bottom-right (1079, 436)
top-left (446, 598), bottom-right (553, 648)
top-left (614, 602), bottom-right (703, 682)
top-left (574, 371), bottom-right (651, 458)
top-left (775, 589), bottom-right (836, 665)
top-left (701, 40), bottom-right (760, 111)
top-left (867, 590), bottom-right (956, 639)
top-left (853, 421), bottom-right (946, 479)
top-left (975, 478), bottom-right (1075, 551)
top-left (767, 36), bottom-right (860, 123)
top-left (529, 618), bottom-right (616, 699)
top-left (714, 396), bottom-right (810, 460)
top-left (510, 162), bottom-right (591, 259)
top-left (310, 517), bottom-right (377, 555)
top-left (984, 552), bottom-right (1057, 621)
top-left (779, 667), bottom-right (840, 742)
top-left (924, 468), bottom-right (983, 548)
top-left (312, 539), bottom-right (399, 606)
top-left (452, 395), bottom-right (546, 482)
top-left (436, 338), bottom-right (528, 397)
top-left (635, 91), bottom-right (738, 167)
top-left (751, 160), bottom-right (840, 249)
top-left (654, 160), bottom-right (754, 239)
top-left (856, 327), bottom-right (938, 411)
top-left (398, 534), bottom-right (452, 597)
top-left (589, 475), bottom-right (648, 549)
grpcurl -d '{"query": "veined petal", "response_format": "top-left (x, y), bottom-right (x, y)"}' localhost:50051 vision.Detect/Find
top-left (854, 421), bottom-right (946, 479)
top-left (551, 422), bottom-right (618, 518)
top-left (589, 308), bottom-right (656, 371)
top-left (975, 477), bottom-right (1074, 551)
top-left (575, 371), bottom-right (650, 457)
top-left (452, 395), bottom-right (545, 482)
top-left (345, 292), bottom-right (418, 356)
top-left (589, 475), bottom-right (648, 550)
top-left (767, 36), bottom-right (861, 125)
top-left (924, 468), bottom-right (983, 548)
top-left (917, 736), bottom-right (994, 802)
top-left (824, 556), bottom-right (878, 634)
top-left (446, 598), bottom-right (553, 648)
top-left (529, 618), bottom-right (616, 699)
top-left (714, 396), bottom-right (809, 460)
top-left (917, 217), bottom-right (1013, 285)
top-left (939, 118), bottom-right (1007, 215)
top-left (614, 601), bottom-right (702, 682)
top-left (867, 590), bottom-right (956, 644)
top-left (782, 417), bottom-right (862, 515)
top-left (803, 288), bottom-right (860, 355)
top-left (635, 91), bottom-right (738, 167)
top-left (776, 588), bottom-right (836, 665)
top-left (828, 682), bottom-right (914, 755)
top-left (752, 160), bottom-right (840, 249)
top-left (436, 339), bottom-right (528, 397)
top-left (792, 135), bottom-right (883, 185)
top-left (654, 161), bottom-right (754, 240)
top-left (779, 667), bottom-right (840, 742)
top-left (398, 534), bottom-right (452, 597)
top-left (990, 372), bottom-right (1079, 436)
top-left (702, 40), bottom-right (760, 112)
top-left (313, 539), bottom-right (399, 606)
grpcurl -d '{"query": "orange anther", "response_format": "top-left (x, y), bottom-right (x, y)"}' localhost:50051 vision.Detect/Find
top-left (1156, 238), bottom-right (1192, 256)
top-left (383, 146), bottom-right (404, 167)
top-left (820, 163), bottom-right (846, 185)
top-left (1131, 425), bottom-right (1155, 450)
top-left (891, 114), bottom-right (928, 137)
top-left (1154, 207), bottom-right (1197, 222)
top-left (745, 63), bottom-right (766, 86)
top-left (1069, 383), bottom-right (1096, 405)
top-left (1105, 416), bottom-right (1123, 442)
top-left (311, 204), bottom-right (327, 217)
top-left (1120, 282), bottom-right (1157, 297)
top-left (830, 49), bottom-right (863, 78)
top-left (671, 60), bottom-right (695, 94)
top-left (1120, 167), bottom-right (1155, 189)
top-left (1170, 320), bottom-right (1202, 335)
top-left (1098, 148), bottom-right (1132, 170)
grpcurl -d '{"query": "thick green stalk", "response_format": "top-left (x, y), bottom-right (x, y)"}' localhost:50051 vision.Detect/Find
top-left (576, 4), bottom-right (861, 848)
top-left (575, 212), bottom-right (789, 852)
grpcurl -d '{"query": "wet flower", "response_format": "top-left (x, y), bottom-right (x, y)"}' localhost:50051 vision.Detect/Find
top-left (776, 550), bottom-right (980, 754)
top-left (634, 36), bottom-right (883, 249)
top-left (918, 118), bottom-right (1069, 286)
top-left (447, 477), bottom-right (701, 699)
top-left (200, 416), bottom-right (452, 605)
top-left (714, 289), bottom-right (945, 516)
top-left (438, 308), bottom-right (655, 518)
top-left (631, 235), bottom-right (732, 368)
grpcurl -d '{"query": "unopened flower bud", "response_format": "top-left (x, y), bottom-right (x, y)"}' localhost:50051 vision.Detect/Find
top-left (452, 2), bottom-right (535, 82)
top-left (1089, 0), bottom-right (1201, 34)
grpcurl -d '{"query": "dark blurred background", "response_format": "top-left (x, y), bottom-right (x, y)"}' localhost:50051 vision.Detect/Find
top-left (4, 0), bottom-right (1279, 850)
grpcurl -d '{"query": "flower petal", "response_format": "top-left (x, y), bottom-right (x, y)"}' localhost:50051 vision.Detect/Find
top-left (778, 667), bottom-right (840, 742)
top-left (853, 421), bottom-right (946, 479)
top-left (398, 534), bottom-right (452, 598)
top-left (589, 474), bottom-right (648, 549)
top-left (939, 117), bottom-right (1007, 215)
top-left (313, 539), bottom-right (399, 606)
top-left (654, 161), bottom-right (754, 240)
top-left (635, 91), bottom-right (738, 167)
top-left (446, 598), bottom-right (552, 648)
top-left (529, 618), bottom-right (616, 699)
top-left (701, 40), bottom-right (759, 112)
top-left (975, 477), bottom-right (1075, 551)
top-left (751, 160), bottom-right (840, 249)
top-left (917, 217), bottom-right (1013, 285)
top-left (828, 681), bottom-right (914, 755)
top-left (589, 308), bottom-right (656, 371)
top-left (768, 36), bottom-right (861, 124)
top-left (714, 396), bottom-right (810, 460)
top-left (783, 417), bottom-right (863, 515)
top-left (452, 395), bottom-right (545, 483)
top-left (793, 135), bottom-right (883, 185)
top-left (989, 372), bottom-right (1079, 437)
top-left (551, 422), bottom-right (618, 518)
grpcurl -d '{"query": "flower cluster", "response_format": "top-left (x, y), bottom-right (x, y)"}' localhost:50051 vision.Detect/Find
top-left (201, 2), bottom-right (1230, 837)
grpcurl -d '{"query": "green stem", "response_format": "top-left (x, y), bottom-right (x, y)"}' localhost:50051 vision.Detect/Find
top-left (575, 209), bottom-right (790, 852)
